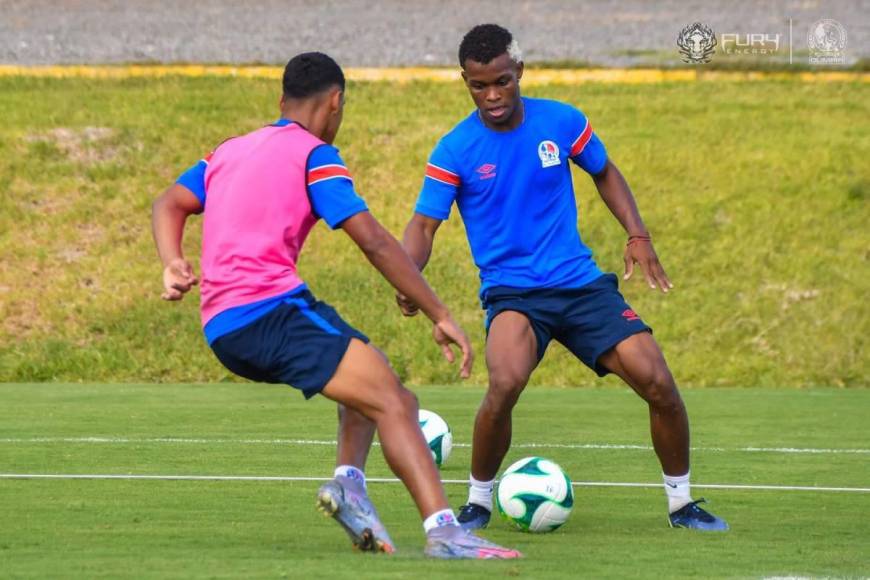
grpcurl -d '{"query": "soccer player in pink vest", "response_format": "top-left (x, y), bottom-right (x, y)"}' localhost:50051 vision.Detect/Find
top-left (151, 52), bottom-right (520, 560)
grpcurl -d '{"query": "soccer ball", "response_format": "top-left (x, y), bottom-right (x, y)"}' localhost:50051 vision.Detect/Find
top-left (496, 456), bottom-right (574, 532)
top-left (418, 409), bottom-right (453, 467)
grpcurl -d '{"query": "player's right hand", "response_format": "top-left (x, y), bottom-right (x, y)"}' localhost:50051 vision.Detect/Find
top-left (161, 258), bottom-right (198, 301)
top-left (395, 292), bottom-right (420, 317)
top-left (432, 316), bottom-right (474, 379)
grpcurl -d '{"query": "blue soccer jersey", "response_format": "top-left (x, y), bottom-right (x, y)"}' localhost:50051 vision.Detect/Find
top-left (415, 97), bottom-right (608, 298)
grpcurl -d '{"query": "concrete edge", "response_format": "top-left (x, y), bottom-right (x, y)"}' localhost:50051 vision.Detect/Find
top-left (0, 65), bottom-right (867, 83)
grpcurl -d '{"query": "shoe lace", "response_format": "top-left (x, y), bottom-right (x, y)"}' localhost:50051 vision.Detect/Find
top-left (684, 498), bottom-right (715, 522)
top-left (459, 503), bottom-right (486, 518)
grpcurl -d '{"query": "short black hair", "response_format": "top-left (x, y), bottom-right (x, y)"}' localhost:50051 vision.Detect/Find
top-left (282, 52), bottom-right (345, 99)
top-left (458, 24), bottom-right (514, 68)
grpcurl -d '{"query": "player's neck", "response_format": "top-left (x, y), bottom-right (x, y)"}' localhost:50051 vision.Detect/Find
top-left (280, 103), bottom-right (325, 140)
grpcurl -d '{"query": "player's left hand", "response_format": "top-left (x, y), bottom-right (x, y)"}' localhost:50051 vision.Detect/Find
top-left (623, 238), bottom-right (673, 293)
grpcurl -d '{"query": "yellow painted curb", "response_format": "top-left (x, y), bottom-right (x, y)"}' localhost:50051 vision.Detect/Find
top-left (0, 65), bottom-right (866, 84)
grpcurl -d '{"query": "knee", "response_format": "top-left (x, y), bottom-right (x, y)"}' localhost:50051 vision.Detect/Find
top-left (381, 384), bottom-right (419, 419)
top-left (485, 368), bottom-right (529, 415)
top-left (397, 386), bottom-right (419, 413)
top-left (637, 368), bottom-right (682, 411)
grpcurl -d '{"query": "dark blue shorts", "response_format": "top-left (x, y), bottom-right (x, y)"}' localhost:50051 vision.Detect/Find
top-left (210, 290), bottom-right (368, 399)
top-left (483, 273), bottom-right (651, 377)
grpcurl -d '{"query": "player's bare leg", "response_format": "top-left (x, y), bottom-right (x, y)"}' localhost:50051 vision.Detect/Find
top-left (459, 311), bottom-right (537, 529)
top-left (335, 405), bottom-right (375, 470)
top-left (473, 311), bottom-right (538, 480)
top-left (599, 332), bottom-right (728, 531)
top-left (598, 332), bottom-right (688, 475)
top-left (333, 345), bottom-right (391, 471)
top-left (322, 339), bottom-right (448, 518)
top-left (321, 338), bottom-right (522, 557)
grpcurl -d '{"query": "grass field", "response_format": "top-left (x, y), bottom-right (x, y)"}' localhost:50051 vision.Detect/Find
top-left (0, 75), bottom-right (868, 387)
top-left (1, 383), bottom-right (868, 578)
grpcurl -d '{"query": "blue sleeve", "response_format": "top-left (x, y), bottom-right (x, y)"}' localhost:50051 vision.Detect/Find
top-left (566, 107), bottom-right (608, 176)
top-left (415, 140), bottom-right (461, 220)
top-left (176, 160), bottom-right (208, 206)
top-left (306, 145), bottom-right (368, 229)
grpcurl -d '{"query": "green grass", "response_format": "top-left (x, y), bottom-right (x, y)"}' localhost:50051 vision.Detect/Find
top-left (1, 383), bottom-right (868, 578)
top-left (0, 76), bottom-right (868, 387)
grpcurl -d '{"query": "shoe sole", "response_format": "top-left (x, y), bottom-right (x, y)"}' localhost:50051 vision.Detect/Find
top-left (316, 487), bottom-right (395, 553)
top-left (425, 543), bottom-right (522, 560)
top-left (668, 518), bottom-right (729, 531)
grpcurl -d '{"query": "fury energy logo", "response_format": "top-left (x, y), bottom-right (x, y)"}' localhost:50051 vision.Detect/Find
top-left (677, 22), bottom-right (717, 63)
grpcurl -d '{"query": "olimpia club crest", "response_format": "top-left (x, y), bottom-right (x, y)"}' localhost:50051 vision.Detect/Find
top-left (538, 140), bottom-right (560, 168)
top-left (677, 22), bottom-right (717, 63)
top-left (808, 19), bottom-right (847, 65)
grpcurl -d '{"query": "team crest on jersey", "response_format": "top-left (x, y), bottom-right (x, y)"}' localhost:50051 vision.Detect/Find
top-left (538, 140), bottom-right (561, 168)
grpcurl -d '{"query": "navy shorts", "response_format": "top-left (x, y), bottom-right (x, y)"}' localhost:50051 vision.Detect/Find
top-left (210, 290), bottom-right (368, 399)
top-left (483, 273), bottom-right (651, 377)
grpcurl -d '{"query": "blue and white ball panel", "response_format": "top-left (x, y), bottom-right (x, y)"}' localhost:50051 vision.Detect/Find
top-left (496, 456), bottom-right (574, 532)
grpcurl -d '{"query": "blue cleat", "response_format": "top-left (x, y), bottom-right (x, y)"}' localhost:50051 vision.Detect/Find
top-left (457, 503), bottom-right (491, 530)
top-left (425, 526), bottom-right (522, 560)
top-left (316, 476), bottom-right (395, 553)
top-left (668, 499), bottom-right (729, 531)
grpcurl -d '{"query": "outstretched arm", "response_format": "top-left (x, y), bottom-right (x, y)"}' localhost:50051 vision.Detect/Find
top-left (592, 159), bottom-right (673, 293)
top-left (151, 184), bottom-right (202, 300)
top-left (341, 211), bottom-right (472, 378)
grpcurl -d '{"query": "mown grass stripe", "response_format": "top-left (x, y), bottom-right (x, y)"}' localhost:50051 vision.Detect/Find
top-left (1, 437), bottom-right (867, 455)
top-left (0, 65), bottom-right (866, 84)
top-left (2, 473), bottom-right (868, 493)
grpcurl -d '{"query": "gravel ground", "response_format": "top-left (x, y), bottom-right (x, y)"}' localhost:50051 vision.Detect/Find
top-left (0, 0), bottom-right (867, 66)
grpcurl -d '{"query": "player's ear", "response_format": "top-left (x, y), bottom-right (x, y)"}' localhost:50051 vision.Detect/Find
top-left (460, 69), bottom-right (469, 85)
top-left (516, 61), bottom-right (524, 82)
top-left (328, 88), bottom-right (343, 115)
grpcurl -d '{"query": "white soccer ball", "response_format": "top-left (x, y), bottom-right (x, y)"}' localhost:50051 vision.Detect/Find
top-left (496, 456), bottom-right (574, 533)
top-left (418, 409), bottom-right (453, 467)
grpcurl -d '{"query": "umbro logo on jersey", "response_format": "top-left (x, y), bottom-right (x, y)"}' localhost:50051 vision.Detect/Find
top-left (538, 140), bottom-right (561, 168)
top-left (476, 163), bottom-right (497, 180)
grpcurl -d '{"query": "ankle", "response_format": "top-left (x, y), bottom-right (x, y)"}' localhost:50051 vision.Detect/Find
top-left (423, 508), bottom-right (459, 533)
top-left (467, 474), bottom-right (494, 511)
top-left (334, 465), bottom-right (366, 489)
top-left (663, 471), bottom-right (692, 513)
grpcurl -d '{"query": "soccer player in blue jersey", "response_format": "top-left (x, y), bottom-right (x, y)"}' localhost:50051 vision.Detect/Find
top-left (398, 25), bottom-right (728, 531)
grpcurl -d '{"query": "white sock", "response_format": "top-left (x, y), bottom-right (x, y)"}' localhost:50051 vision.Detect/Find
top-left (663, 471), bottom-right (692, 513)
top-left (467, 474), bottom-right (494, 511)
top-left (334, 465), bottom-right (366, 489)
top-left (423, 509), bottom-right (459, 533)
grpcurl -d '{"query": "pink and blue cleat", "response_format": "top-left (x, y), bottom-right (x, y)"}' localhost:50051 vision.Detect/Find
top-left (424, 525), bottom-right (522, 560)
top-left (316, 476), bottom-right (395, 553)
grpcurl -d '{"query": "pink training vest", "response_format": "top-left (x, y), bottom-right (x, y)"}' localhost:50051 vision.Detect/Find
top-left (199, 123), bottom-right (323, 327)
